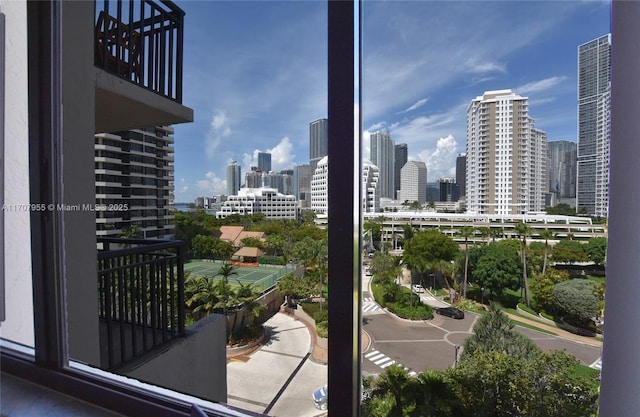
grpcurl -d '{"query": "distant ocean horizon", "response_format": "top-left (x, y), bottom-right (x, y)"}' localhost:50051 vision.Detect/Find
top-left (172, 203), bottom-right (217, 215)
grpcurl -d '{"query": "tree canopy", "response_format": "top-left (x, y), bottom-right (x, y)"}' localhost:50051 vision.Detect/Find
top-left (470, 243), bottom-right (522, 297)
top-left (403, 230), bottom-right (459, 274)
top-left (553, 278), bottom-right (599, 325)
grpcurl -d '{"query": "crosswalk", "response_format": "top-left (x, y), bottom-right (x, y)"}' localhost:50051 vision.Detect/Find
top-left (590, 357), bottom-right (602, 371)
top-left (364, 350), bottom-right (417, 376)
top-left (362, 297), bottom-right (382, 313)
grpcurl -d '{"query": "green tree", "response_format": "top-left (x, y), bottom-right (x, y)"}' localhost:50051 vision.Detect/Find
top-left (240, 236), bottom-right (264, 250)
top-left (514, 221), bottom-right (532, 307)
top-left (190, 235), bottom-right (216, 259)
top-left (585, 237), bottom-right (607, 266)
top-left (364, 364), bottom-right (416, 417)
top-left (551, 240), bottom-right (588, 264)
top-left (530, 268), bottom-right (570, 313)
top-left (462, 302), bottom-right (539, 360)
top-left (184, 276), bottom-right (219, 320)
top-left (538, 228), bottom-right (556, 274)
top-left (448, 349), bottom-right (599, 417)
top-left (545, 203), bottom-right (576, 216)
top-left (471, 243), bottom-right (522, 298)
top-left (553, 278), bottom-right (599, 326)
top-left (277, 273), bottom-right (315, 306)
top-left (458, 226), bottom-right (474, 299)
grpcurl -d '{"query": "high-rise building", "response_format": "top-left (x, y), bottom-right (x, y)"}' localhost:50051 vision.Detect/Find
top-left (226, 160), bottom-right (242, 196)
top-left (294, 164), bottom-right (313, 208)
top-left (577, 34), bottom-right (611, 217)
top-left (309, 118), bottom-right (328, 170)
top-left (394, 143), bottom-right (408, 200)
top-left (548, 140), bottom-right (577, 200)
top-left (245, 167), bottom-right (263, 188)
top-left (370, 130), bottom-right (395, 199)
top-left (257, 152), bottom-right (272, 172)
top-left (95, 126), bottom-right (176, 239)
top-left (311, 157), bottom-right (380, 215)
top-left (456, 154), bottom-right (466, 198)
top-left (438, 177), bottom-right (459, 202)
top-left (466, 90), bottom-right (547, 214)
top-left (398, 160), bottom-right (427, 204)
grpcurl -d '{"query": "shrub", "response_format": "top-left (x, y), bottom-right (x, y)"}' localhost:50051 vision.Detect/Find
top-left (316, 321), bottom-right (328, 338)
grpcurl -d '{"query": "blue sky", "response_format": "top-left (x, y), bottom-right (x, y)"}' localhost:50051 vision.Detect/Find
top-left (173, 0), bottom-right (610, 202)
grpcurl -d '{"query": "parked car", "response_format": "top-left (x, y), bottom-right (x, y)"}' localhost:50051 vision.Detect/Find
top-left (411, 284), bottom-right (425, 293)
top-left (435, 306), bottom-right (465, 319)
top-left (312, 385), bottom-right (328, 410)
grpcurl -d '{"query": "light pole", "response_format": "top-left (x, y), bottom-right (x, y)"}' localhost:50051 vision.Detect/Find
top-left (454, 344), bottom-right (460, 367)
top-left (481, 287), bottom-right (485, 305)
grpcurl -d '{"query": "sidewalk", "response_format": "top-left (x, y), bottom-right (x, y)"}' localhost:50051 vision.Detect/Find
top-left (503, 311), bottom-right (602, 347)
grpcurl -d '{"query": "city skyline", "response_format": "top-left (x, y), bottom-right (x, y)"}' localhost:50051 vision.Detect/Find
top-left (172, 1), bottom-right (609, 202)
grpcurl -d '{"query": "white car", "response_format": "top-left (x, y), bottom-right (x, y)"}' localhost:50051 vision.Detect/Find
top-left (412, 284), bottom-right (425, 293)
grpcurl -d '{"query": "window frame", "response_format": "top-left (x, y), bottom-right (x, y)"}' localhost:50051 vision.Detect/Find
top-left (1, 0), bottom-right (361, 416)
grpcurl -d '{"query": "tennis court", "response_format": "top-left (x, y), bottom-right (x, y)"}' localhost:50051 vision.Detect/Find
top-left (184, 260), bottom-right (286, 291)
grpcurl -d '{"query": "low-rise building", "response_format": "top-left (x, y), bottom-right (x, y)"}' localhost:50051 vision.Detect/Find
top-left (216, 188), bottom-right (297, 219)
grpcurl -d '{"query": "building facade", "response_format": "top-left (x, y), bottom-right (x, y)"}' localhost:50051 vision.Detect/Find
top-left (244, 167), bottom-right (263, 188)
top-left (370, 130), bottom-right (395, 199)
top-left (466, 90), bottom-right (547, 214)
top-left (311, 156), bottom-right (380, 214)
top-left (577, 34), bottom-right (611, 217)
top-left (363, 159), bottom-right (381, 213)
top-left (456, 153), bottom-right (466, 198)
top-left (226, 160), bottom-right (242, 196)
top-left (309, 118), bottom-right (328, 170)
top-left (294, 164), bottom-right (313, 208)
top-left (257, 152), bottom-right (272, 172)
top-left (95, 126), bottom-right (175, 239)
top-left (548, 140), bottom-right (577, 200)
top-left (394, 143), bottom-right (408, 200)
top-left (216, 188), bottom-right (297, 220)
top-left (438, 177), bottom-right (459, 203)
top-left (398, 160), bottom-right (427, 204)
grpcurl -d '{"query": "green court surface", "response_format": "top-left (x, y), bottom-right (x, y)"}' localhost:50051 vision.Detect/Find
top-left (184, 260), bottom-right (285, 291)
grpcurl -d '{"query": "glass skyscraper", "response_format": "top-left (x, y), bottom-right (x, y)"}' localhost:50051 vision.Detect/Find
top-left (577, 34), bottom-right (611, 217)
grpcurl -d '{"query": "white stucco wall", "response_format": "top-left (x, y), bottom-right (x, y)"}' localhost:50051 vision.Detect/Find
top-left (0, 0), bottom-right (34, 346)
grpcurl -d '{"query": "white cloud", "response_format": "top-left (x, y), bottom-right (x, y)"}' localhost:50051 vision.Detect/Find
top-left (241, 137), bottom-right (296, 173)
top-left (268, 137), bottom-right (296, 171)
top-left (463, 57), bottom-right (507, 75)
top-left (398, 98), bottom-right (429, 114)
top-left (178, 178), bottom-right (189, 194)
top-left (205, 110), bottom-right (232, 159)
top-left (418, 135), bottom-right (459, 180)
top-left (516, 76), bottom-right (567, 95)
top-left (196, 171), bottom-right (227, 196)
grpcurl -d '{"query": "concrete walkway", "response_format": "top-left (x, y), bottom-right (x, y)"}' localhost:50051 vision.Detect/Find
top-left (503, 311), bottom-right (602, 347)
top-left (226, 313), bottom-right (327, 417)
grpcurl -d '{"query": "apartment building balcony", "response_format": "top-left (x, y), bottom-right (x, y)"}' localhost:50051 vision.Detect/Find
top-left (93, 0), bottom-right (193, 133)
top-left (97, 237), bottom-right (185, 370)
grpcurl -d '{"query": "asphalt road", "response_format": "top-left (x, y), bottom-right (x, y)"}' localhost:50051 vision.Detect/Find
top-left (362, 307), bottom-right (602, 375)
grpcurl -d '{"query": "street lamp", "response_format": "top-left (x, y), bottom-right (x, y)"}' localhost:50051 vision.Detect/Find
top-left (454, 344), bottom-right (461, 367)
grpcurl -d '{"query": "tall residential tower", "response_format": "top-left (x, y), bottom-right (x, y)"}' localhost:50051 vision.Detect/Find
top-left (226, 160), bottom-right (242, 196)
top-left (465, 90), bottom-right (547, 215)
top-left (370, 130), bottom-right (395, 199)
top-left (577, 34), bottom-right (611, 217)
top-left (309, 118), bottom-right (328, 170)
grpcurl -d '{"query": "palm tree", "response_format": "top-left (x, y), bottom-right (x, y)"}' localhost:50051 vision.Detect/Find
top-left (514, 221), bottom-right (532, 307)
top-left (370, 364), bottom-right (414, 417)
top-left (184, 276), bottom-right (220, 320)
top-left (539, 228), bottom-right (555, 275)
top-left (218, 263), bottom-right (238, 284)
top-left (458, 226), bottom-right (475, 299)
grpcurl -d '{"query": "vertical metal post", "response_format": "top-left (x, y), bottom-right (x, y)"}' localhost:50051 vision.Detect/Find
top-left (0, 12), bottom-right (5, 323)
top-left (328, 0), bottom-right (361, 415)
top-left (27, 0), bottom-right (67, 369)
top-left (599, 2), bottom-right (640, 415)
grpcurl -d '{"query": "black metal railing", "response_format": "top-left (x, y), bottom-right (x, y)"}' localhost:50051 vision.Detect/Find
top-left (97, 237), bottom-right (185, 370)
top-left (94, 0), bottom-right (184, 102)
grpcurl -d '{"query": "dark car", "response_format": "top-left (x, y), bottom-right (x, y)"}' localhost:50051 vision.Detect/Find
top-left (435, 307), bottom-right (465, 319)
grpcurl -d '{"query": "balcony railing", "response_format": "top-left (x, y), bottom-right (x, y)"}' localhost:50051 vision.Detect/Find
top-left (97, 237), bottom-right (185, 370)
top-left (94, 0), bottom-right (184, 102)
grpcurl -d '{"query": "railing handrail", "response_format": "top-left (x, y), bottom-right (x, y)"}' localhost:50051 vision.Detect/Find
top-left (98, 237), bottom-right (184, 258)
top-left (94, 0), bottom-right (184, 102)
